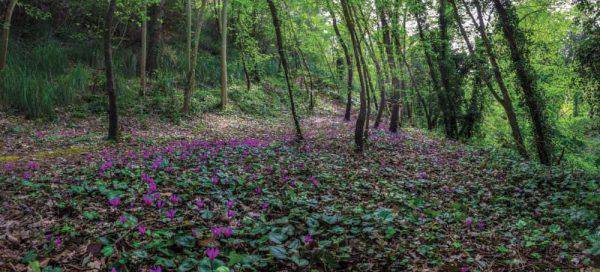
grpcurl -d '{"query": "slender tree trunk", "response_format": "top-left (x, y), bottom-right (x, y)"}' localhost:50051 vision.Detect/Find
top-left (326, 1), bottom-right (353, 121)
top-left (241, 52), bottom-right (251, 91)
top-left (266, 0), bottom-right (303, 140)
top-left (462, 0), bottom-right (529, 158)
top-left (0, 0), bottom-right (17, 71)
top-left (104, 0), bottom-right (118, 141)
top-left (183, 0), bottom-right (208, 114)
top-left (139, 3), bottom-right (148, 96)
top-left (220, 0), bottom-right (228, 108)
top-left (437, 0), bottom-right (459, 139)
top-left (378, 5), bottom-right (401, 133)
top-left (187, 0), bottom-right (192, 72)
top-left (341, 0), bottom-right (368, 151)
top-left (147, 0), bottom-right (166, 76)
top-left (492, 0), bottom-right (552, 165)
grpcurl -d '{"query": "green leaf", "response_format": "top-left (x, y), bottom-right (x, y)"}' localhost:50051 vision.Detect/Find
top-left (28, 261), bottom-right (41, 272)
top-left (269, 245), bottom-right (288, 260)
top-left (177, 258), bottom-right (197, 272)
top-left (101, 245), bottom-right (114, 257)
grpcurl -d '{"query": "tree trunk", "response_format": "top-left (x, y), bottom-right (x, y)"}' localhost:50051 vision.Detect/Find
top-left (139, 3), bottom-right (148, 96)
top-left (266, 0), bottom-right (303, 140)
top-left (0, 0), bottom-right (17, 71)
top-left (341, 0), bottom-right (368, 151)
top-left (326, 1), bottom-right (353, 121)
top-left (437, 0), bottom-right (459, 139)
top-left (492, 0), bottom-right (553, 165)
top-left (146, 0), bottom-right (166, 76)
top-left (459, 0), bottom-right (528, 158)
top-left (220, 0), bottom-right (228, 108)
top-left (183, 0), bottom-right (208, 114)
top-left (414, 7), bottom-right (444, 132)
top-left (241, 52), bottom-right (251, 91)
top-left (104, 0), bottom-right (118, 141)
top-left (377, 4), bottom-right (401, 133)
top-left (187, 0), bottom-right (192, 73)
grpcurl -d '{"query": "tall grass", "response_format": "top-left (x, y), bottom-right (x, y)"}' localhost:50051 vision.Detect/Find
top-left (0, 41), bottom-right (92, 118)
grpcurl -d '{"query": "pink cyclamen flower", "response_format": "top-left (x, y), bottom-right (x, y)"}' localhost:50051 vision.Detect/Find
top-left (156, 200), bottom-right (165, 208)
top-left (205, 247), bottom-right (220, 261)
top-left (227, 210), bottom-right (236, 218)
top-left (195, 199), bottom-right (205, 209)
top-left (148, 182), bottom-right (157, 193)
top-left (477, 220), bottom-right (486, 230)
top-left (222, 227), bottom-right (233, 238)
top-left (309, 176), bottom-right (318, 188)
top-left (465, 217), bottom-right (473, 227)
top-left (166, 209), bottom-right (176, 220)
top-left (303, 234), bottom-right (313, 244)
top-left (108, 197), bottom-right (121, 208)
top-left (142, 195), bottom-right (153, 205)
top-left (138, 225), bottom-right (147, 236)
top-left (54, 236), bottom-right (62, 247)
top-left (169, 194), bottom-right (179, 203)
top-left (211, 227), bottom-right (223, 238)
top-left (27, 161), bottom-right (40, 170)
top-left (226, 200), bottom-right (235, 208)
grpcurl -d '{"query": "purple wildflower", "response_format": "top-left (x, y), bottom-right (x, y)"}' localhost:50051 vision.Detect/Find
top-left (303, 234), bottom-right (313, 244)
top-left (309, 176), bottom-right (318, 188)
top-left (166, 209), bottom-right (176, 220)
top-left (465, 217), bottom-right (473, 228)
top-left (119, 215), bottom-right (127, 223)
top-left (169, 194), bottom-right (180, 203)
top-left (108, 197), bottom-right (121, 208)
top-left (138, 225), bottom-right (147, 236)
top-left (205, 247), bottom-right (220, 261)
top-left (195, 199), bottom-right (205, 209)
top-left (54, 236), bottom-right (62, 247)
top-left (222, 227), bottom-right (233, 238)
top-left (149, 266), bottom-right (162, 272)
top-left (142, 195), bottom-right (153, 205)
top-left (226, 200), bottom-right (235, 208)
top-left (227, 210), bottom-right (236, 218)
top-left (27, 161), bottom-right (40, 170)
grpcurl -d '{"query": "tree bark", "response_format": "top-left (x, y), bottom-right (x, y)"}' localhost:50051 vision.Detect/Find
top-left (414, 7), bottom-right (444, 131)
top-left (139, 3), bottom-right (148, 96)
top-left (437, 0), bottom-right (459, 139)
top-left (492, 0), bottom-right (553, 165)
top-left (457, 0), bottom-right (528, 157)
top-left (220, 0), bottom-right (229, 108)
top-left (0, 0), bottom-right (17, 71)
top-left (326, 0), bottom-right (353, 121)
top-left (104, 0), bottom-right (118, 141)
top-left (183, 0), bottom-right (208, 114)
top-left (266, 0), bottom-right (303, 140)
top-left (146, 0), bottom-right (166, 76)
top-left (377, 4), bottom-right (401, 133)
top-left (341, 0), bottom-right (368, 151)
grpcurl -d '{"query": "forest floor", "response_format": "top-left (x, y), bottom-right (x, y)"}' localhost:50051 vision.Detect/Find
top-left (0, 100), bottom-right (598, 271)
